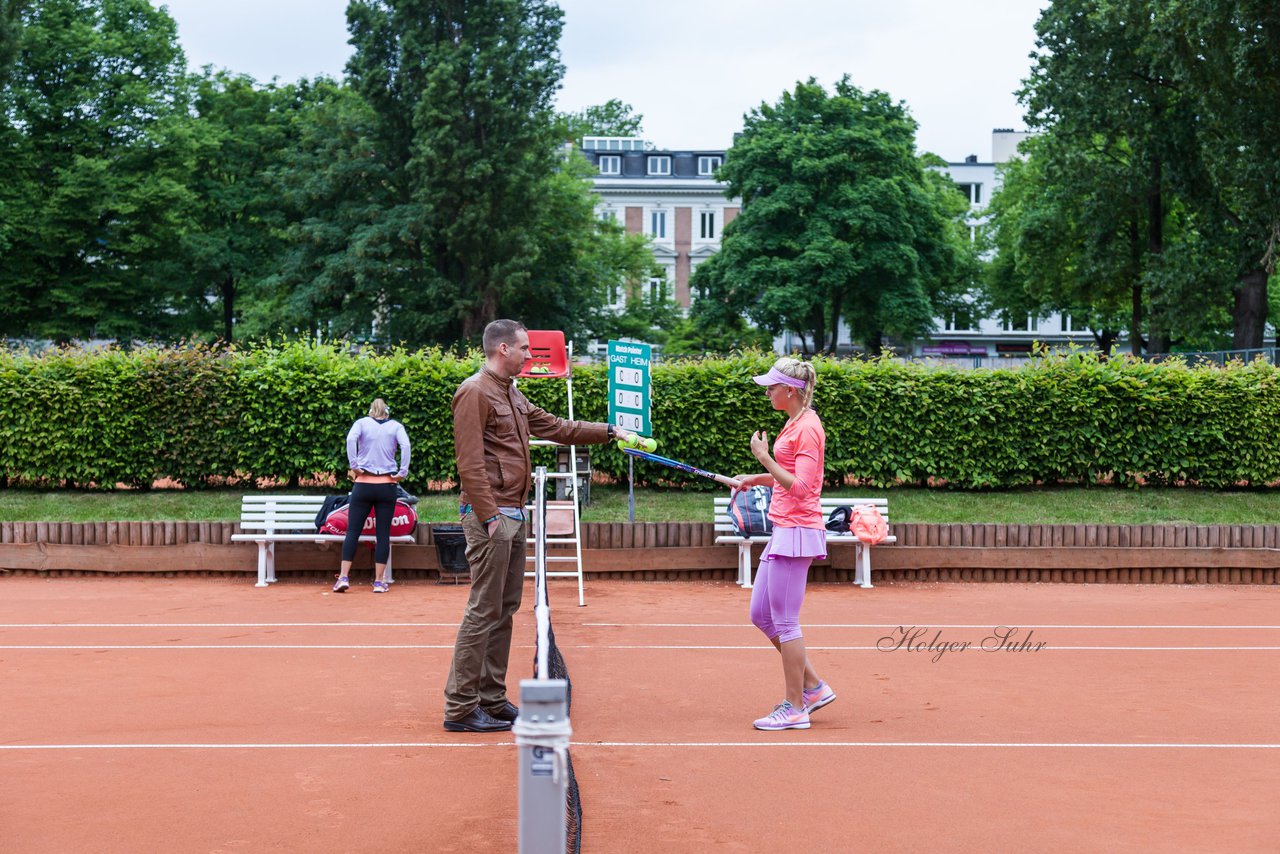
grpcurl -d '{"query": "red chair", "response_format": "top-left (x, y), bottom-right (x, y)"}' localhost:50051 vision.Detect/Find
top-left (518, 330), bottom-right (570, 378)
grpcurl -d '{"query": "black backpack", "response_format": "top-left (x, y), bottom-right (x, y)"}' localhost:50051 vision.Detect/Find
top-left (729, 486), bottom-right (773, 537)
top-left (825, 505), bottom-right (854, 534)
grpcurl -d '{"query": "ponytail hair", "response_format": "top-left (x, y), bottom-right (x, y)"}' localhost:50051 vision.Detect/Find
top-left (368, 398), bottom-right (390, 420)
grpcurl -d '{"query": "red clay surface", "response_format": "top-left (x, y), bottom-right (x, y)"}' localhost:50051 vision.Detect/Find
top-left (2, 576), bottom-right (1278, 852)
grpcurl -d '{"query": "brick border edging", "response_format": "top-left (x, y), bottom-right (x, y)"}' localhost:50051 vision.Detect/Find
top-left (1, 521), bottom-right (1278, 584)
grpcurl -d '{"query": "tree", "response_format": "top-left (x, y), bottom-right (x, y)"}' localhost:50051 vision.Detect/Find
top-left (691, 77), bottom-right (972, 354)
top-left (181, 71), bottom-right (299, 342)
top-left (1019, 0), bottom-right (1279, 351)
top-left (0, 0), bottom-right (26, 259)
top-left (346, 0), bottom-right (576, 344)
top-left (0, 0), bottom-right (24, 86)
top-left (552, 98), bottom-right (643, 144)
top-left (1021, 0), bottom-right (1201, 354)
top-left (984, 134), bottom-right (1237, 355)
top-left (248, 77), bottom-right (405, 342)
top-left (663, 313), bottom-right (774, 355)
top-left (0, 0), bottom-right (197, 342)
top-left (1155, 0), bottom-right (1280, 348)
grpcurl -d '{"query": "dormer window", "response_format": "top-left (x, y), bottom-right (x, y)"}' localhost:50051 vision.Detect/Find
top-left (698, 156), bottom-right (722, 175)
top-left (598, 155), bottom-right (621, 175)
top-left (647, 156), bottom-right (671, 176)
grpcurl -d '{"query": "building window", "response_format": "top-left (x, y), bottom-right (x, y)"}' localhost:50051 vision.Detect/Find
top-left (650, 210), bottom-right (667, 239)
top-left (945, 307), bottom-right (975, 332)
top-left (598, 155), bottom-right (621, 175)
top-left (1001, 312), bottom-right (1037, 332)
top-left (647, 156), bottom-right (671, 176)
top-left (648, 276), bottom-right (667, 302)
top-left (599, 209), bottom-right (616, 224)
top-left (698, 156), bottom-right (722, 175)
top-left (605, 279), bottom-right (624, 310)
top-left (955, 183), bottom-right (983, 205)
top-left (699, 211), bottom-right (716, 240)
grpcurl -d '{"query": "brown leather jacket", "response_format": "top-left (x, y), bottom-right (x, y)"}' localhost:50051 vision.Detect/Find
top-left (452, 367), bottom-right (609, 523)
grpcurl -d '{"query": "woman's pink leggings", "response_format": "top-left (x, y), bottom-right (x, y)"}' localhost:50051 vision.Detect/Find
top-left (749, 554), bottom-right (813, 643)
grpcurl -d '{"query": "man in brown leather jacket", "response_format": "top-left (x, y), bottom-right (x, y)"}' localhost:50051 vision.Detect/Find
top-left (444, 319), bottom-right (635, 732)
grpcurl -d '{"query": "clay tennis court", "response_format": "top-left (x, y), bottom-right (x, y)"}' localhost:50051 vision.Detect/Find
top-left (2, 575), bottom-right (1278, 852)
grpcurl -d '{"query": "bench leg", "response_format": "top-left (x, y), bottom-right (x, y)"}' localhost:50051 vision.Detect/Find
top-left (738, 544), bottom-right (753, 588)
top-left (385, 546), bottom-right (394, 584)
top-left (255, 543), bottom-right (269, 587)
top-left (856, 544), bottom-right (873, 589)
top-left (266, 543), bottom-right (277, 584)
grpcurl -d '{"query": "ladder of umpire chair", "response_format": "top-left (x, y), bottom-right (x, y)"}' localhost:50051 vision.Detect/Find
top-left (518, 331), bottom-right (587, 606)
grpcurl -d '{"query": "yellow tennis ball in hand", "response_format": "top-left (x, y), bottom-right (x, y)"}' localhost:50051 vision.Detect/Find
top-left (617, 435), bottom-right (657, 452)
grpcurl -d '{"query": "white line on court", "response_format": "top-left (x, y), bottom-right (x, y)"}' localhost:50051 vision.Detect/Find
top-left (0, 644), bottom-right (459, 650)
top-left (1, 741), bottom-right (1276, 751)
top-left (3, 644), bottom-right (1279, 651)
top-left (592, 645), bottom-right (1280, 651)
top-left (585, 623), bottom-right (1280, 630)
top-left (0, 623), bottom-right (457, 628)
top-left (6, 622), bottom-right (1279, 630)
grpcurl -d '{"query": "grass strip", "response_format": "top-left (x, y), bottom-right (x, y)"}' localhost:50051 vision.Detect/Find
top-left (2, 485), bottom-right (1279, 526)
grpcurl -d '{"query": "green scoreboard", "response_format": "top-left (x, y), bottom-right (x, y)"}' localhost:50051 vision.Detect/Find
top-left (606, 340), bottom-right (652, 435)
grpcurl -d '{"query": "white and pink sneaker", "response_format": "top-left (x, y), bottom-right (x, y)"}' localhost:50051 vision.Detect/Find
top-left (803, 680), bottom-right (837, 714)
top-left (753, 700), bottom-right (810, 731)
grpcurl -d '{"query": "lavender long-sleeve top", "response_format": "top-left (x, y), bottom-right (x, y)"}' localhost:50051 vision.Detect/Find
top-left (346, 417), bottom-right (410, 478)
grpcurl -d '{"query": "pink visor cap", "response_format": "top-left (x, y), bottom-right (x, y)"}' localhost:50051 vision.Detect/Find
top-left (752, 367), bottom-right (807, 389)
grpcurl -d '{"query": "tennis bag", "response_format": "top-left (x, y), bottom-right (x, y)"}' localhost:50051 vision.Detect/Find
top-left (729, 486), bottom-right (773, 537)
top-left (850, 504), bottom-right (888, 545)
top-left (318, 501), bottom-right (418, 537)
top-left (313, 494), bottom-right (351, 529)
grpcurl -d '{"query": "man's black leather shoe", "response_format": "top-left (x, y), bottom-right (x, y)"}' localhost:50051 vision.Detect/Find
top-left (443, 707), bottom-right (512, 733)
top-left (486, 701), bottom-right (519, 722)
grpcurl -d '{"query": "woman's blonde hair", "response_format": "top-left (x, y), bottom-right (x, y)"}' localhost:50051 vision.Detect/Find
top-left (773, 358), bottom-right (816, 409)
top-left (368, 398), bottom-right (390, 420)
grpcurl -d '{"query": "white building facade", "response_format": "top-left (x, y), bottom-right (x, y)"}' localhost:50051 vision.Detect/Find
top-left (581, 137), bottom-right (738, 310)
top-left (583, 131), bottom-right (1093, 359)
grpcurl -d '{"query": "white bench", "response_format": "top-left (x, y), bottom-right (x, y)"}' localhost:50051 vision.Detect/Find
top-left (230, 495), bottom-right (416, 587)
top-left (714, 496), bottom-right (895, 589)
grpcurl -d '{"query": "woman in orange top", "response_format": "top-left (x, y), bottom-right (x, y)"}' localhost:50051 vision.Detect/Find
top-left (734, 358), bottom-right (836, 731)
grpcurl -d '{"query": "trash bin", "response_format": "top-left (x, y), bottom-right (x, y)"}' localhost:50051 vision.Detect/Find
top-left (433, 525), bottom-right (470, 584)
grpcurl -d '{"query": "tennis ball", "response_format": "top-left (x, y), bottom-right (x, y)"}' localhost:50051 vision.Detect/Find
top-left (616, 435), bottom-right (657, 452)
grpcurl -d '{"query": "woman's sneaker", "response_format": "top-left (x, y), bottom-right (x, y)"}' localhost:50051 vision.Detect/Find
top-left (803, 680), bottom-right (837, 713)
top-left (332, 576), bottom-right (350, 593)
top-left (753, 701), bottom-right (810, 731)
top-left (372, 581), bottom-right (389, 593)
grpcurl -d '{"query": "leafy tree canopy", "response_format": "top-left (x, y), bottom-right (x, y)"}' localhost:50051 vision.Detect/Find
top-left (0, 0), bottom-right (196, 343)
top-left (691, 76), bottom-right (973, 354)
top-left (553, 98), bottom-right (643, 145)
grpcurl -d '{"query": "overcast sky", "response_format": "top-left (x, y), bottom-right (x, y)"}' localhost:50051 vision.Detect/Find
top-left (160, 0), bottom-right (1048, 161)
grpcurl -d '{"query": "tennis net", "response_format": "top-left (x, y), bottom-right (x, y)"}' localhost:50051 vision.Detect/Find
top-left (518, 466), bottom-right (582, 854)
top-left (534, 594), bottom-right (581, 852)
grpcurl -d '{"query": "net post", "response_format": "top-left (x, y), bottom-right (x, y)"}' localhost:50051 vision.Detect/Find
top-left (516, 678), bottom-right (571, 854)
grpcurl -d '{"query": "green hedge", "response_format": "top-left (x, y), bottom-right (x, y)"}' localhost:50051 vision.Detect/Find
top-left (2, 342), bottom-right (1278, 490)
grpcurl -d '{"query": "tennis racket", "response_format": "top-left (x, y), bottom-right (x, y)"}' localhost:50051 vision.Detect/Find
top-left (621, 447), bottom-right (741, 489)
